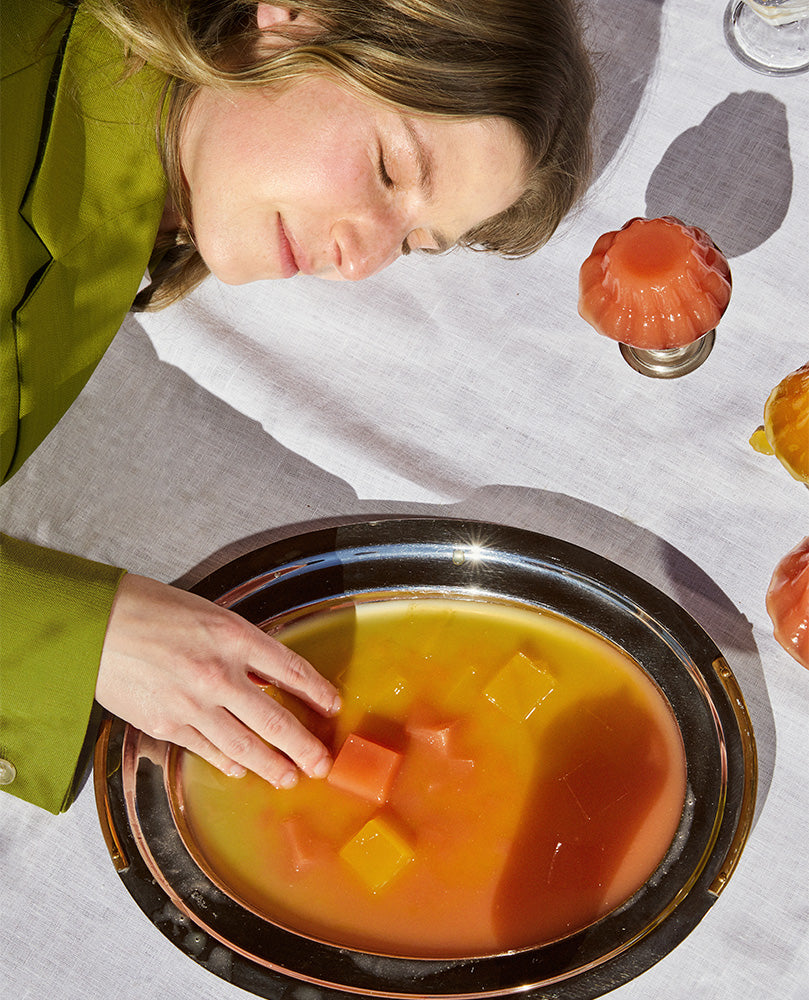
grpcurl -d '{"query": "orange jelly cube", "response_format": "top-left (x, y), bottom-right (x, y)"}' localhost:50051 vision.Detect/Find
top-left (484, 652), bottom-right (554, 722)
top-left (327, 734), bottom-right (402, 804)
top-left (339, 817), bottom-right (414, 892)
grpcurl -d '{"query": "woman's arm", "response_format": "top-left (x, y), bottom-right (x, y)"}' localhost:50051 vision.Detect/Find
top-left (0, 535), bottom-right (340, 813)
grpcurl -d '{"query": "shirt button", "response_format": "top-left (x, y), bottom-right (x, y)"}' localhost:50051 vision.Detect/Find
top-left (0, 758), bottom-right (17, 785)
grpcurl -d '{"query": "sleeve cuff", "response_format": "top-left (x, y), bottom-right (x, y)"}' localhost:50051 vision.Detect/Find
top-left (0, 533), bottom-right (126, 813)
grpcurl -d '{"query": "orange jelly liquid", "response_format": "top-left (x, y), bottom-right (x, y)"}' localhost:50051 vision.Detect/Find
top-left (178, 598), bottom-right (687, 958)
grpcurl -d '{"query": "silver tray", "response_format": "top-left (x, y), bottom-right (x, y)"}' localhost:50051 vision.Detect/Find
top-left (94, 517), bottom-right (756, 999)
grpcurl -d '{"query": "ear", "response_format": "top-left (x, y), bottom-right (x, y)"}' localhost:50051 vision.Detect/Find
top-left (256, 3), bottom-right (318, 34)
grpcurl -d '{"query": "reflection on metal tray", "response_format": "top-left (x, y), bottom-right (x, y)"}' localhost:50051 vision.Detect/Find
top-left (94, 517), bottom-right (757, 999)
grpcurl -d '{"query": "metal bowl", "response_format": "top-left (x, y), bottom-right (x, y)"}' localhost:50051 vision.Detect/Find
top-left (94, 517), bottom-right (756, 999)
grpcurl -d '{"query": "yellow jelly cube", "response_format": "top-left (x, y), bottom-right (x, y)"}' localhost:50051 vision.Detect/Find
top-left (339, 817), bottom-right (414, 892)
top-left (344, 645), bottom-right (409, 714)
top-left (483, 652), bottom-right (554, 722)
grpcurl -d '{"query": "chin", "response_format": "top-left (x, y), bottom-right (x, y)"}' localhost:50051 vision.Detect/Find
top-left (205, 261), bottom-right (274, 286)
top-left (216, 273), bottom-right (263, 286)
top-left (194, 242), bottom-right (264, 285)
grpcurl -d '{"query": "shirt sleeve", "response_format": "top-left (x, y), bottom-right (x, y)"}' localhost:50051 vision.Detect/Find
top-left (0, 533), bottom-right (125, 813)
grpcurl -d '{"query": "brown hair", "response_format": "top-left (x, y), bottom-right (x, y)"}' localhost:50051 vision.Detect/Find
top-left (83, 0), bottom-right (596, 309)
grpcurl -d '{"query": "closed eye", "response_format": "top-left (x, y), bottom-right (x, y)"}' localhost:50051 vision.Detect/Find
top-left (402, 229), bottom-right (452, 256)
top-left (378, 148), bottom-right (395, 189)
top-left (401, 241), bottom-right (446, 257)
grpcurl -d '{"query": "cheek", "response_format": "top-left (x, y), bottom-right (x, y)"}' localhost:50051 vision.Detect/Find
top-left (184, 85), bottom-right (371, 223)
top-left (275, 110), bottom-right (368, 203)
top-left (184, 94), bottom-right (273, 196)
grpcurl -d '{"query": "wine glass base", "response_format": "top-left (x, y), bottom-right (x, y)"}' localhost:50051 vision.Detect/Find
top-left (619, 330), bottom-right (716, 379)
top-left (724, 0), bottom-right (809, 76)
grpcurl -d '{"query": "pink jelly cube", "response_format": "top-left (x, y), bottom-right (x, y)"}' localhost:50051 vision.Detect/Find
top-left (279, 814), bottom-right (330, 874)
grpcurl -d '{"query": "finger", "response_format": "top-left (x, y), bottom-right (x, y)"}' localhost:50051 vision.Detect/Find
top-left (221, 685), bottom-right (334, 782)
top-left (172, 725), bottom-right (247, 780)
top-left (200, 702), bottom-right (331, 788)
top-left (245, 631), bottom-right (342, 717)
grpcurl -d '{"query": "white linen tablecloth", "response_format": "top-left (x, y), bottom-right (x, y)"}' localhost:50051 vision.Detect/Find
top-left (2, 1), bottom-right (807, 998)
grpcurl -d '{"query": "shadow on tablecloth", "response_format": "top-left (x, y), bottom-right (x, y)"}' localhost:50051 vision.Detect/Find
top-left (584, 0), bottom-right (664, 177)
top-left (646, 91), bottom-right (792, 257)
top-left (582, 0), bottom-right (792, 257)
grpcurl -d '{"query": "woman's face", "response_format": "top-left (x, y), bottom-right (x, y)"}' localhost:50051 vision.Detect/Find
top-left (179, 75), bottom-right (527, 283)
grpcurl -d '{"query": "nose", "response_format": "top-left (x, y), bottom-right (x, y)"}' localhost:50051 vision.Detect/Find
top-left (330, 216), bottom-right (406, 281)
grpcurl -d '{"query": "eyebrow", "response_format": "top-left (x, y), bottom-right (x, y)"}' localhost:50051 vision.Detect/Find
top-left (401, 116), bottom-right (452, 253)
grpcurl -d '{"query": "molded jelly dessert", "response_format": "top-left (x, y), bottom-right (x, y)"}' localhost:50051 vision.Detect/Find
top-left (766, 536), bottom-right (809, 670)
top-left (578, 216), bottom-right (732, 349)
top-left (179, 599), bottom-right (687, 958)
top-left (750, 362), bottom-right (809, 483)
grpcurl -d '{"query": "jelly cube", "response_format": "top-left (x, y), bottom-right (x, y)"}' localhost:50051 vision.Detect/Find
top-left (396, 608), bottom-right (455, 663)
top-left (405, 706), bottom-right (458, 753)
top-left (279, 814), bottom-right (330, 874)
top-left (327, 734), bottom-right (402, 804)
top-left (339, 817), bottom-right (414, 892)
top-left (561, 756), bottom-right (630, 821)
top-left (364, 669), bottom-right (408, 715)
top-left (345, 648), bottom-right (409, 714)
top-left (445, 661), bottom-right (484, 711)
top-left (483, 652), bottom-right (554, 722)
top-left (560, 714), bottom-right (631, 820)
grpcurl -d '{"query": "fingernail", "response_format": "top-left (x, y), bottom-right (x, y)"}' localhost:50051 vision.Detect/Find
top-left (329, 694), bottom-right (342, 715)
top-left (277, 771), bottom-right (298, 790)
top-left (311, 756), bottom-right (332, 779)
top-left (227, 764), bottom-right (247, 779)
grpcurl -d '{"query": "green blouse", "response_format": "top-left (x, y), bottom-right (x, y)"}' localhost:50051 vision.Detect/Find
top-left (1, 0), bottom-right (168, 812)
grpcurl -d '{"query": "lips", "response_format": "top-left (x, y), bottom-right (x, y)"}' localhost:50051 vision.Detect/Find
top-left (276, 215), bottom-right (301, 278)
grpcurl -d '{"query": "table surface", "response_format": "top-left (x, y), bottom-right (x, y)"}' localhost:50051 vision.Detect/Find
top-left (2, 1), bottom-right (807, 998)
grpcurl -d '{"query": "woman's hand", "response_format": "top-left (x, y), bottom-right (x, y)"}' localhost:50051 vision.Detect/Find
top-left (95, 573), bottom-right (341, 788)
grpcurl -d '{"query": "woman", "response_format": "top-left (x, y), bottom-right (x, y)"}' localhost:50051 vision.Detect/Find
top-left (0, 0), bottom-right (595, 812)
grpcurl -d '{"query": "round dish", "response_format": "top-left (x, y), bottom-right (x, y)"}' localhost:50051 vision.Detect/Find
top-left (94, 517), bottom-right (757, 999)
